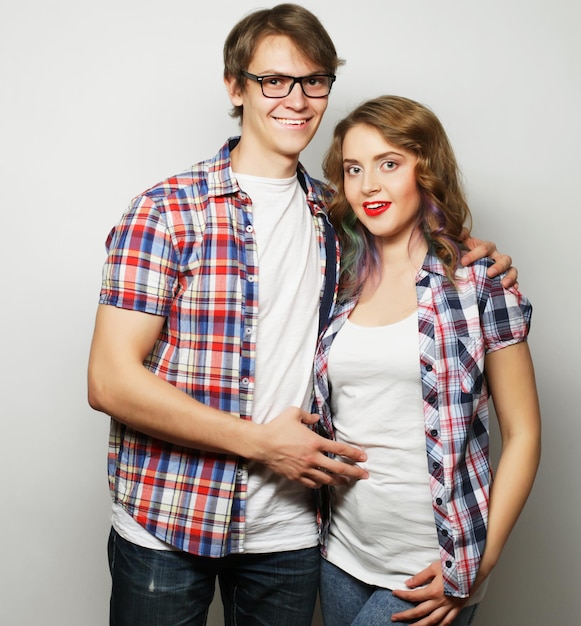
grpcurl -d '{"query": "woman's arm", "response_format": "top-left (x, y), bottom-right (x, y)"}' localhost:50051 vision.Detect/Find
top-left (472, 340), bottom-right (542, 586)
top-left (391, 341), bottom-right (541, 625)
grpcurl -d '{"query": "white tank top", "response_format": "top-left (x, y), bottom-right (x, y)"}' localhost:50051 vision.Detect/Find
top-left (112, 172), bottom-right (320, 553)
top-left (326, 312), bottom-right (442, 589)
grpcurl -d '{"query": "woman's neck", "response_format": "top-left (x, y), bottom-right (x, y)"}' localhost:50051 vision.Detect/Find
top-left (377, 229), bottom-right (428, 271)
top-left (350, 231), bottom-right (427, 327)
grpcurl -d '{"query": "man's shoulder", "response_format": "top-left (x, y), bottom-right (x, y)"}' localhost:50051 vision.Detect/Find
top-left (139, 168), bottom-right (207, 202)
top-left (134, 139), bottom-right (236, 205)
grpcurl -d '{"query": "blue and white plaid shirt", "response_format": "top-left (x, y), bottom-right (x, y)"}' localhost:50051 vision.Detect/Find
top-left (314, 250), bottom-right (532, 597)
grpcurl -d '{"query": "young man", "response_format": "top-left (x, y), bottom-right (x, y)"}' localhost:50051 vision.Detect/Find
top-left (88, 5), bottom-right (514, 625)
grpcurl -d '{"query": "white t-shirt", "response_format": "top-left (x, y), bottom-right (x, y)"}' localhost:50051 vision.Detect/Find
top-left (236, 172), bottom-right (320, 553)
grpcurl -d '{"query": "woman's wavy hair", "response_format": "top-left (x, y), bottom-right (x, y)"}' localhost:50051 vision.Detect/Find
top-left (323, 95), bottom-right (472, 300)
top-left (223, 3), bottom-right (344, 121)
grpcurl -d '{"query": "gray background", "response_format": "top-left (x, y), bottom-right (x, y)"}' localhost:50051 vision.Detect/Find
top-left (1, 1), bottom-right (578, 624)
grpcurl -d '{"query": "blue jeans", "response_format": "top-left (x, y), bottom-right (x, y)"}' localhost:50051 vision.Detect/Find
top-left (108, 528), bottom-right (320, 626)
top-left (319, 558), bottom-right (478, 626)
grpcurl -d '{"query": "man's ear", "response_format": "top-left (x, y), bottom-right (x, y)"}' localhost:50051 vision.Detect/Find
top-left (224, 75), bottom-right (244, 107)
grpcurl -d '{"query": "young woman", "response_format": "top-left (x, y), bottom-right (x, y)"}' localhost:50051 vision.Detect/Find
top-left (314, 95), bottom-right (541, 625)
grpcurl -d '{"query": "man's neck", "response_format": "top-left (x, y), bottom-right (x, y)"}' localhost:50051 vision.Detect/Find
top-left (230, 140), bottom-right (299, 179)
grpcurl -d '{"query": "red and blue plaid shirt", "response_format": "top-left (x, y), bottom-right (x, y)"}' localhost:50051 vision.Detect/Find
top-left (314, 251), bottom-right (532, 597)
top-left (99, 138), bottom-right (338, 557)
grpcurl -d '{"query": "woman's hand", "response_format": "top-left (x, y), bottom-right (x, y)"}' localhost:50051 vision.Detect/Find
top-left (391, 561), bottom-right (468, 625)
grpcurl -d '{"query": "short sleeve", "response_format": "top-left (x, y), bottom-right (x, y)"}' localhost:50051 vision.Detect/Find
top-left (99, 195), bottom-right (179, 317)
top-left (480, 274), bottom-right (533, 354)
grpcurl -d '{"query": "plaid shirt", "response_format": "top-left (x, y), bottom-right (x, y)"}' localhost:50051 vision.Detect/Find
top-left (314, 250), bottom-right (532, 597)
top-left (100, 138), bottom-right (338, 557)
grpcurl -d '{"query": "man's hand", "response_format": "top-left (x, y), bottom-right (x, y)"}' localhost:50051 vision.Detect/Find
top-left (253, 407), bottom-right (369, 488)
top-left (460, 229), bottom-right (518, 289)
top-left (391, 561), bottom-right (467, 625)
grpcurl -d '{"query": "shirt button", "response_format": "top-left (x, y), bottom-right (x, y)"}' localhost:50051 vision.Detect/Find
top-left (245, 225), bottom-right (253, 233)
top-left (441, 529), bottom-right (449, 537)
top-left (445, 560), bottom-right (453, 568)
top-left (248, 275), bottom-right (255, 282)
top-left (425, 364), bottom-right (433, 371)
top-left (244, 327), bottom-right (252, 336)
top-left (432, 462), bottom-right (440, 470)
top-left (428, 396), bottom-right (436, 404)
top-left (430, 429), bottom-right (438, 437)
top-left (436, 498), bottom-right (443, 505)
top-left (241, 377), bottom-right (249, 386)
top-left (236, 469), bottom-right (244, 477)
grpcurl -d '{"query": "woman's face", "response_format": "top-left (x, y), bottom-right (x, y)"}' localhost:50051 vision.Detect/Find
top-left (342, 123), bottom-right (421, 245)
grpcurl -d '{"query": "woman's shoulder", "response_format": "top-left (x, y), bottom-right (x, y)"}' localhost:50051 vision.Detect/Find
top-left (454, 257), bottom-right (500, 292)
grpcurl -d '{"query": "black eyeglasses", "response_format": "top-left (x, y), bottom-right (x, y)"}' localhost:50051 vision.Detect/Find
top-left (241, 71), bottom-right (336, 98)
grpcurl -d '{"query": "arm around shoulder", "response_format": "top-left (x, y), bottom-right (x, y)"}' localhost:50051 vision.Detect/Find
top-left (460, 229), bottom-right (518, 289)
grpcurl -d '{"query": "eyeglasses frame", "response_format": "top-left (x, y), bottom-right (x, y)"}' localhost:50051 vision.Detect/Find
top-left (241, 71), bottom-right (336, 99)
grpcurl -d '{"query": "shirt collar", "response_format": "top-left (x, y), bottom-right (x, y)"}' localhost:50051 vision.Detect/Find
top-left (418, 246), bottom-right (470, 282)
top-left (205, 138), bottom-right (241, 197)
top-left (208, 137), bottom-right (330, 216)
top-left (420, 248), bottom-right (448, 278)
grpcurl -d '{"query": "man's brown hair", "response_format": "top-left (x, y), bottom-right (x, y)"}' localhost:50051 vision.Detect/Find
top-left (224, 4), bottom-right (344, 119)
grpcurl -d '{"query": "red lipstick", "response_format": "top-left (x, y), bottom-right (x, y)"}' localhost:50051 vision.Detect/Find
top-left (362, 201), bottom-right (391, 217)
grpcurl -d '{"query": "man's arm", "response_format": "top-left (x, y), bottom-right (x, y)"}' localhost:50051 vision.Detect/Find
top-left (87, 304), bottom-right (368, 488)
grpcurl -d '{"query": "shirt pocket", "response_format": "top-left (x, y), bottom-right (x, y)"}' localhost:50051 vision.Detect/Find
top-left (457, 336), bottom-right (485, 398)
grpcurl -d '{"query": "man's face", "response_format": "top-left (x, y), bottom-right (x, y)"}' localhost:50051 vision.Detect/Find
top-left (225, 35), bottom-right (330, 177)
